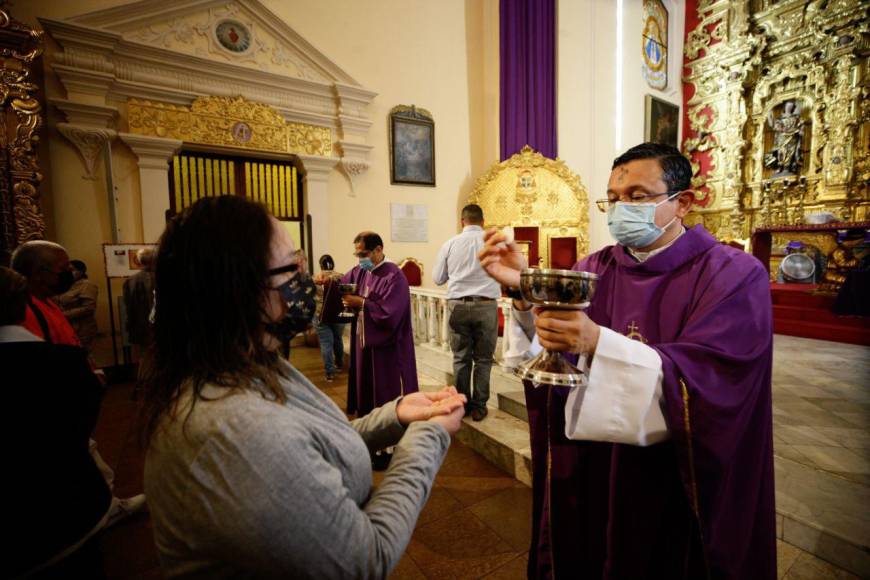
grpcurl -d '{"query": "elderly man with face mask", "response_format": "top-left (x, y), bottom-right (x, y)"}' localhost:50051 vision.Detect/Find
top-left (12, 241), bottom-right (81, 346)
top-left (11, 240), bottom-right (148, 529)
top-left (480, 143), bottom-right (775, 580)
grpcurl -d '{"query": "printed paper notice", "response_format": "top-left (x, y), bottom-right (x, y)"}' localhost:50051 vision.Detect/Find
top-left (391, 203), bottom-right (428, 243)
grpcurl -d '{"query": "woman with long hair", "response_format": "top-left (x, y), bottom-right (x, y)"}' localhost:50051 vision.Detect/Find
top-left (141, 196), bottom-right (465, 578)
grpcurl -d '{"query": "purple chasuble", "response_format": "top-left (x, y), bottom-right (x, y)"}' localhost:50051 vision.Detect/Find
top-left (526, 226), bottom-right (775, 580)
top-left (341, 262), bottom-right (419, 416)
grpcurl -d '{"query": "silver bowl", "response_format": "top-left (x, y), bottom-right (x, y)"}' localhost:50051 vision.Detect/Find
top-left (514, 269), bottom-right (599, 387)
top-left (518, 268), bottom-right (598, 309)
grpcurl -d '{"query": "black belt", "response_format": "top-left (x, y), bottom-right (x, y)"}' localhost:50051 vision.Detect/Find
top-left (455, 296), bottom-right (496, 302)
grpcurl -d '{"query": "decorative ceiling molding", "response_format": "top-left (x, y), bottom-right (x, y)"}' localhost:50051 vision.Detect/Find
top-left (39, 0), bottom-right (376, 176)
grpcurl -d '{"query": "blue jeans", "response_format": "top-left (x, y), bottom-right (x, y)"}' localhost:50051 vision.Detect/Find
top-left (316, 320), bottom-right (346, 374)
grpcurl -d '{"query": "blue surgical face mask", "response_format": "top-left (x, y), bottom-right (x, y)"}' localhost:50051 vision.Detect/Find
top-left (359, 257), bottom-right (375, 271)
top-left (607, 194), bottom-right (679, 248)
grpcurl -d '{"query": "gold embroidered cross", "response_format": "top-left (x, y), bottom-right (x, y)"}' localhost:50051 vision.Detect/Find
top-left (626, 321), bottom-right (648, 343)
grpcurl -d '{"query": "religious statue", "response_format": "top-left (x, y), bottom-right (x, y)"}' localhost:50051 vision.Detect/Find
top-left (763, 100), bottom-right (805, 177)
top-left (817, 229), bottom-right (866, 294)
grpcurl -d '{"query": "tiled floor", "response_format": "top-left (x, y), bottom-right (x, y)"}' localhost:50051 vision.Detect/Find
top-left (91, 338), bottom-right (862, 579)
top-left (771, 335), bottom-right (870, 487)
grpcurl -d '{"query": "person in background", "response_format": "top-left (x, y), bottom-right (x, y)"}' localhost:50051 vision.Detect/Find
top-left (3, 266), bottom-right (111, 578)
top-left (12, 241), bottom-right (147, 528)
top-left (123, 248), bottom-right (155, 352)
top-left (56, 259), bottom-right (99, 354)
top-left (433, 204), bottom-right (501, 421)
top-left (313, 254), bottom-right (347, 382)
top-left (341, 232), bottom-right (419, 469)
top-left (12, 240), bottom-right (80, 346)
top-left (141, 196), bottom-right (466, 577)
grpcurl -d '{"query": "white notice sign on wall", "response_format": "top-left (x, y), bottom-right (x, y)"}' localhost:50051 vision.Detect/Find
top-left (391, 203), bottom-right (428, 243)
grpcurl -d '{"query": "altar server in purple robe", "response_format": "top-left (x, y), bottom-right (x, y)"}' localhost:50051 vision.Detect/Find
top-left (341, 231), bottom-right (419, 419)
top-left (480, 143), bottom-right (775, 580)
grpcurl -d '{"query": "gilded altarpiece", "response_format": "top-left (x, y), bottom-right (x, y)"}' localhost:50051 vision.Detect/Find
top-left (0, 6), bottom-right (45, 262)
top-left (682, 0), bottom-right (869, 242)
top-left (127, 96), bottom-right (333, 157)
top-left (467, 146), bottom-right (589, 268)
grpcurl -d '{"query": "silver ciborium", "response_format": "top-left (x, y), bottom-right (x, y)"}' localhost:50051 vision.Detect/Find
top-left (514, 268), bottom-right (598, 387)
top-left (337, 283), bottom-right (359, 319)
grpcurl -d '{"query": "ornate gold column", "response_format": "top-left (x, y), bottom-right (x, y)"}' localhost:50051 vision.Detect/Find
top-left (0, 6), bottom-right (45, 261)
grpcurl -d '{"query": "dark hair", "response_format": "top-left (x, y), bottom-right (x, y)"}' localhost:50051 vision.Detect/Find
top-left (319, 254), bottom-right (335, 271)
top-left (461, 204), bottom-right (484, 224)
top-left (70, 259), bottom-right (87, 276)
top-left (140, 196), bottom-right (286, 445)
top-left (353, 231), bottom-right (383, 251)
top-left (612, 143), bottom-right (692, 192)
top-left (0, 266), bottom-right (28, 325)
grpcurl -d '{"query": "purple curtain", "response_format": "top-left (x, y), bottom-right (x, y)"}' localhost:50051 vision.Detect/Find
top-left (500, 0), bottom-right (556, 160)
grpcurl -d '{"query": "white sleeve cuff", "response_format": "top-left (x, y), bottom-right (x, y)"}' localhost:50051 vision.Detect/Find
top-left (502, 307), bottom-right (541, 369)
top-left (564, 326), bottom-right (669, 446)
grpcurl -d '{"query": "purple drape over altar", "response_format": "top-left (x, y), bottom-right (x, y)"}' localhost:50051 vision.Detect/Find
top-left (500, 0), bottom-right (557, 160)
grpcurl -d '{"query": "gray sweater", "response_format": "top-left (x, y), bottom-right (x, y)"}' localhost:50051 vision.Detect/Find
top-left (144, 360), bottom-right (450, 579)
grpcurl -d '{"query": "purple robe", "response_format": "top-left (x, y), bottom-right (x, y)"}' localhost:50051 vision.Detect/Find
top-left (342, 262), bottom-right (419, 416)
top-left (526, 225), bottom-right (775, 579)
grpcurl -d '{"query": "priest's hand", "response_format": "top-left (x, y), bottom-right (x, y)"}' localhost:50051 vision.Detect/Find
top-left (397, 387), bottom-right (467, 427)
top-left (534, 308), bottom-right (601, 356)
top-left (342, 295), bottom-right (364, 309)
top-left (478, 228), bottom-right (527, 289)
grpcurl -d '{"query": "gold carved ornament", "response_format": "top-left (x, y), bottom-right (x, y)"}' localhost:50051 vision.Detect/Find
top-left (681, 0), bottom-right (869, 242)
top-left (0, 6), bottom-right (46, 255)
top-left (466, 145), bottom-right (589, 268)
top-left (127, 96), bottom-right (333, 157)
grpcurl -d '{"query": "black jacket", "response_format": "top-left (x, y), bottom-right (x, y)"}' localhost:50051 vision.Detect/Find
top-left (3, 341), bottom-right (112, 576)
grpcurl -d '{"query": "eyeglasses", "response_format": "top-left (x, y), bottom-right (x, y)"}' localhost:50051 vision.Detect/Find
top-left (594, 189), bottom-right (683, 213)
top-left (267, 263), bottom-right (300, 276)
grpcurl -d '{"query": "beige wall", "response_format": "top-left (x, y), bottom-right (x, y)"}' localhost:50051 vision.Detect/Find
top-left (18, 0), bottom-right (684, 337)
top-left (271, 0), bottom-right (500, 280)
top-left (20, 0), bottom-right (501, 336)
top-left (558, 0), bottom-right (686, 253)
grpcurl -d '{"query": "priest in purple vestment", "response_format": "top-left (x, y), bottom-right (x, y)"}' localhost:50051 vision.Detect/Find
top-left (480, 143), bottom-right (775, 579)
top-left (341, 232), bottom-right (419, 423)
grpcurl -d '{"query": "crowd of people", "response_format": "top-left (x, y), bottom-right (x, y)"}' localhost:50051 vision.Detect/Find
top-left (3, 143), bottom-right (775, 579)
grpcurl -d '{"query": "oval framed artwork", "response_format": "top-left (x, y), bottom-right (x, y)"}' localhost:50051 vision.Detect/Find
top-left (215, 19), bottom-right (252, 54)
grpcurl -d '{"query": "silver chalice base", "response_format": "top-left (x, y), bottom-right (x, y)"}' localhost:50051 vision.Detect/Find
top-left (511, 268), bottom-right (598, 387)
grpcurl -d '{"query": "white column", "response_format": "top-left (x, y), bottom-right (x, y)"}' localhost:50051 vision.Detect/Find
top-left (500, 299), bottom-right (513, 363)
top-left (440, 297), bottom-right (450, 351)
top-left (296, 154), bottom-right (340, 263)
top-left (118, 133), bottom-right (182, 242)
top-left (427, 296), bottom-right (438, 345)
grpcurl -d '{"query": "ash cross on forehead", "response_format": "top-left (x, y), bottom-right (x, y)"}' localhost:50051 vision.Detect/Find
top-left (616, 166), bottom-right (629, 183)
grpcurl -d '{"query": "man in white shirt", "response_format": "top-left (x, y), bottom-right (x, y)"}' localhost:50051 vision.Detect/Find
top-left (433, 204), bottom-right (501, 421)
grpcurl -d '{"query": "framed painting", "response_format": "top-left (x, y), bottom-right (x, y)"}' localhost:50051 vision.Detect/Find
top-left (645, 95), bottom-right (680, 149)
top-left (642, 0), bottom-right (668, 90)
top-left (389, 105), bottom-right (435, 186)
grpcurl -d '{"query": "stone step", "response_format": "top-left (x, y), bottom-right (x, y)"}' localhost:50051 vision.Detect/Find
top-left (415, 373), bottom-right (532, 486)
top-left (497, 390), bottom-right (528, 422)
top-left (414, 344), bottom-right (870, 577)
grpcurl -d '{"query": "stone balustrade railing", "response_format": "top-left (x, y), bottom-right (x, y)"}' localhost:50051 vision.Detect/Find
top-left (409, 287), bottom-right (515, 366)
